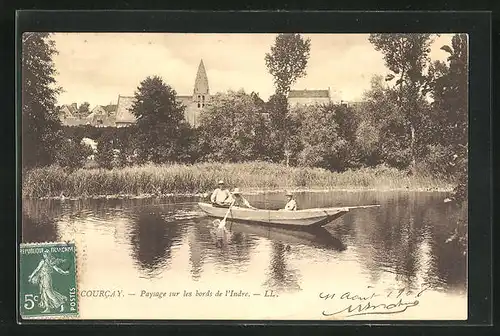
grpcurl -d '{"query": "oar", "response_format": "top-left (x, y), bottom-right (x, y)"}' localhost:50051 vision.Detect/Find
top-left (344, 204), bottom-right (381, 210)
top-left (218, 201), bottom-right (235, 229)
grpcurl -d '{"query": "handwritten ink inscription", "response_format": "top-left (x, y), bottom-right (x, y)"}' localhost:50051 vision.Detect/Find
top-left (319, 284), bottom-right (431, 317)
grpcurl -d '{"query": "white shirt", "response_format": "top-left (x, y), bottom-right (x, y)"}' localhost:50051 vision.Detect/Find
top-left (211, 188), bottom-right (231, 204)
top-left (284, 199), bottom-right (297, 211)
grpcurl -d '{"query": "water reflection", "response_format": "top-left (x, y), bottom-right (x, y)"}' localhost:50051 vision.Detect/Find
top-left (22, 200), bottom-right (61, 243)
top-left (21, 191), bottom-right (467, 298)
top-left (263, 241), bottom-right (301, 293)
top-left (202, 219), bottom-right (257, 273)
top-left (187, 225), bottom-right (205, 281)
top-left (128, 210), bottom-right (185, 278)
top-left (227, 222), bottom-right (346, 252)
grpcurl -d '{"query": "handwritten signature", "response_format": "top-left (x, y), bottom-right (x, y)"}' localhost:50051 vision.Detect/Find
top-left (320, 284), bottom-right (431, 317)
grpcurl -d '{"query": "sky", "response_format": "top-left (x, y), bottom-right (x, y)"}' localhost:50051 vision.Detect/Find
top-left (50, 33), bottom-right (454, 108)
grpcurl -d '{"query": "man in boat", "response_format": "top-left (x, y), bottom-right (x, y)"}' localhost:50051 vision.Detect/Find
top-left (282, 191), bottom-right (297, 211)
top-left (231, 188), bottom-right (257, 209)
top-left (210, 180), bottom-right (232, 207)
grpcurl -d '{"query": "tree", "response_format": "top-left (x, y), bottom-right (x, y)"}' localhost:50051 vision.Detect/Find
top-left (130, 76), bottom-right (187, 164)
top-left (198, 90), bottom-right (267, 162)
top-left (77, 102), bottom-right (90, 118)
top-left (264, 93), bottom-right (289, 162)
top-left (54, 139), bottom-right (93, 171)
top-left (265, 34), bottom-right (311, 95)
top-left (355, 75), bottom-right (411, 169)
top-left (425, 34), bottom-right (468, 184)
top-left (22, 33), bottom-right (63, 168)
top-left (96, 131), bottom-right (115, 169)
top-left (295, 103), bottom-right (360, 171)
top-left (368, 33), bottom-right (435, 172)
top-left (426, 34), bottom-right (468, 150)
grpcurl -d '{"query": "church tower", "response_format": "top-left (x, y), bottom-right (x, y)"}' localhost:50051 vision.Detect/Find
top-left (193, 59), bottom-right (209, 108)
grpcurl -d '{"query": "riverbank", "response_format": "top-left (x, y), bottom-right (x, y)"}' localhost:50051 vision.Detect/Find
top-left (22, 162), bottom-right (454, 199)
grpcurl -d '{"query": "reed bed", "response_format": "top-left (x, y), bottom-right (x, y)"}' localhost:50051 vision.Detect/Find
top-left (22, 162), bottom-right (453, 199)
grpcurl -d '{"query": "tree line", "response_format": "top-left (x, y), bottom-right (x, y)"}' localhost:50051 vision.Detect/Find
top-left (22, 33), bottom-right (468, 189)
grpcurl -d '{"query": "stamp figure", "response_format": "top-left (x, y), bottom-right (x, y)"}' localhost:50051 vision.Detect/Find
top-left (20, 242), bottom-right (78, 318)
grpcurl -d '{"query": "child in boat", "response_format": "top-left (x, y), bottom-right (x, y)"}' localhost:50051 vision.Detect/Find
top-left (231, 188), bottom-right (256, 209)
top-left (283, 192), bottom-right (297, 211)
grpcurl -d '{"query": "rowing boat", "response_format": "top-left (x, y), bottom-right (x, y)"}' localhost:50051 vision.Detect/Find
top-left (198, 202), bottom-right (380, 228)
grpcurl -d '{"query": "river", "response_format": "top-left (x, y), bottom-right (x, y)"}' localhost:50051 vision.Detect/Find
top-left (21, 190), bottom-right (467, 320)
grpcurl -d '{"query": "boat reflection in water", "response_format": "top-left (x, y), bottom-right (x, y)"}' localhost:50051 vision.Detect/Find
top-left (206, 219), bottom-right (346, 293)
top-left (213, 220), bottom-right (347, 252)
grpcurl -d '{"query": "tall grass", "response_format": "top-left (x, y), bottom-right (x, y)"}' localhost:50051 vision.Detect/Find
top-left (22, 162), bottom-right (453, 199)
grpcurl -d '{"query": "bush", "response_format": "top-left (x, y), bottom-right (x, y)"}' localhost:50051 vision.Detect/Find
top-left (53, 139), bottom-right (93, 171)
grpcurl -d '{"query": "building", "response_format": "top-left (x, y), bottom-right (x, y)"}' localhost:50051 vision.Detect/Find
top-left (58, 102), bottom-right (117, 127)
top-left (115, 59), bottom-right (211, 128)
top-left (58, 104), bottom-right (76, 119)
top-left (86, 105), bottom-right (116, 127)
top-left (58, 103), bottom-right (87, 126)
top-left (287, 88), bottom-right (344, 107)
top-left (115, 96), bottom-right (136, 128)
top-left (287, 89), bottom-right (331, 107)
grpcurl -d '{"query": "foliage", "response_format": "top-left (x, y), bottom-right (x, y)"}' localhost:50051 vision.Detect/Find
top-left (22, 33), bottom-right (63, 168)
top-left (130, 76), bottom-right (189, 164)
top-left (62, 125), bottom-right (108, 140)
top-left (425, 34), bottom-right (468, 178)
top-left (53, 139), bottom-right (93, 171)
top-left (368, 33), bottom-right (435, 171)
top-left (294, 103), bottom-right (360, 171)
top-left (265, 93), bottom-right (290, 162)
top-left (265, 34), bottom-right (311, 95)
top-left (77, 102), bottom-right (91, 118)
top-left (96, 132), bottom-right (114, 169)
top-left (22, 162), bottom-right (453, 199)
top-left (29, 33), bottom-right (468, 196)
top-left (355, 76), bottom-right (411, 169)
top-left (198, 90), bottom-right (268, 162)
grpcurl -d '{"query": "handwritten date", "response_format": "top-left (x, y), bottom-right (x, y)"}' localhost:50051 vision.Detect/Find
top-left (319, 284), bottom-right (431, 317)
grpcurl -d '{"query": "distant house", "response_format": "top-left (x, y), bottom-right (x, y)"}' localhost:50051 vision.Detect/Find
top-left (58, 105), bottom-right (74, 119)
top-left (85, 105), bottom-right (115, 127)
top-left (103, 104), bottom-right (118, 117)
top-left (115, 95), bottom-right (136, 128)
top-left (58, 103), bottom-right (89, 126)
top-left (58, 102), bottom-right (118, 127)
top-left (114, 59), bottom-right (210, 128)
top-left (287, 89), bottom-right (332, 107)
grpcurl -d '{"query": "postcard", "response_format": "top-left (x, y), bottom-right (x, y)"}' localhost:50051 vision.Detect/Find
top-left (20, 31), bottom-right (468, 320)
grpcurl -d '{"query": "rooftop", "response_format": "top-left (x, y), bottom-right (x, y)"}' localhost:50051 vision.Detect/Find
top-left (115, 95), bottom-right (137, 123)
top-left (288, 89), bottom-right (330, 98)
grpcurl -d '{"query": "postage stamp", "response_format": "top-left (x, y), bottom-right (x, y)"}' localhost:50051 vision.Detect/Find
top-left (19, 242), bottom-right (79, 318)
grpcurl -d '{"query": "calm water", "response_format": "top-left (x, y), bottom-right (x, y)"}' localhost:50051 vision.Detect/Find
top-left (21, 191), bottom-right (467, 320)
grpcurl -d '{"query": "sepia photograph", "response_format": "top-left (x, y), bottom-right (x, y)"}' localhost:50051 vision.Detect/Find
top-left (20, 31), bottom-right (469, 320)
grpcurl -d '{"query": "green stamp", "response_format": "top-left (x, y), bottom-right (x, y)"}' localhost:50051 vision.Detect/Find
top-left (19, 242), bottom-right (78, 318)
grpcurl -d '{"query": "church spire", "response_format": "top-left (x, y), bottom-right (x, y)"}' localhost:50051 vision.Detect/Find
top-left (193, 59), bottom-right (209, 95)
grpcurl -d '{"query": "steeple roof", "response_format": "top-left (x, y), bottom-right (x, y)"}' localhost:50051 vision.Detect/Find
top-left (193, 59), bottom-right (209, 95)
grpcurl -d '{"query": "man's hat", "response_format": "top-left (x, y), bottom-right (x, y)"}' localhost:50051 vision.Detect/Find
top-left (218, 180), bottom-right (224, 185)
top-left (285, 191), bottom-right (293, 196)
top-left (232, 188), bottom-right (241, 195)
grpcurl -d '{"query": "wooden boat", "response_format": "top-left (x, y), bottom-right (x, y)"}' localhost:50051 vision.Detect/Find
top-left (198, 202), bottom-right (380, 229)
